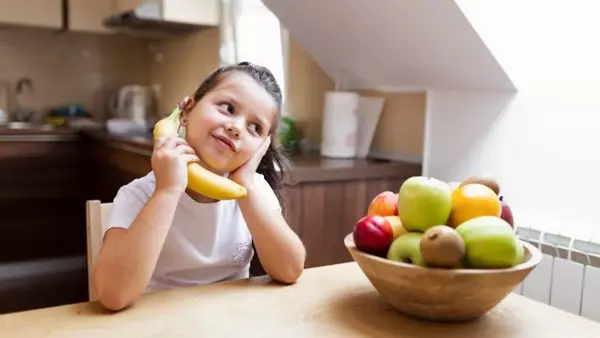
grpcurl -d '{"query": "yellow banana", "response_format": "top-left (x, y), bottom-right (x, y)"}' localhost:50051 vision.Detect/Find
top-left (153, 107), bottom-right (247, 200)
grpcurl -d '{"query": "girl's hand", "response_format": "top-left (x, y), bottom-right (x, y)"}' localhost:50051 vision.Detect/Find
top-left (229, 137), bottom-right (271, 187)
top-left (152, 136), bottom-right (199, 194)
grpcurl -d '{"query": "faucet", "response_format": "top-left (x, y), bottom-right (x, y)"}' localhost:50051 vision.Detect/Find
top-left (14, 77), bottom-right (35, 122)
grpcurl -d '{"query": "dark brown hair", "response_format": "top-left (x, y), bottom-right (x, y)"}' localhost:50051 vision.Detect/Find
top-left (190, 62), bottom-right (290, 210)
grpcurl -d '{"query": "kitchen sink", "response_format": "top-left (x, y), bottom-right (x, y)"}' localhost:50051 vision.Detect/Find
top-left (0, 122), bottom-right (55, 131)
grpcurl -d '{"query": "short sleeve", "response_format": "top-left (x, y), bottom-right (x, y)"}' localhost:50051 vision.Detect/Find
top-left (254, 173), bottom-right (282, 212)
top-left (106, 176), bottom-right (153, 237)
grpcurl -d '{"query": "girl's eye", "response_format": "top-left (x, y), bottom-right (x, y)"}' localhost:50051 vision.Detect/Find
top-left (218, 102), bottom-right (234, 114)
top-left (249, 123), bottom-right (262, 135)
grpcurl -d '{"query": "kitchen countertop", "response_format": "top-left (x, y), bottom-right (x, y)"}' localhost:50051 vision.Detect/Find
top-left (84, 129), bottom-right (422, 183)
top-left (0, 126), bottom-right (79, 141)
top-left (0, 127), bottom-right (422, 183)
top-left (1, 262), bottom-right (598, 337)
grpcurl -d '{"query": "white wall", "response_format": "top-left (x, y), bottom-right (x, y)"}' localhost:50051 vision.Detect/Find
top-left (424, 0), bottom-right (600, 236)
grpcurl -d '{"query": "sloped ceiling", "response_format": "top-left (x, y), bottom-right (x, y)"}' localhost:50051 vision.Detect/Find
top-left (262, 0), bottom-right (515, 91)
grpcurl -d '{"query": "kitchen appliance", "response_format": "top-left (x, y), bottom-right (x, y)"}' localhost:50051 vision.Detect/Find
top-left (111, 85), bottom-right (153, 123)
top-left (104, 0), bottom-right (220, 37)
top-left (107, 85), bottom-right (154, 136)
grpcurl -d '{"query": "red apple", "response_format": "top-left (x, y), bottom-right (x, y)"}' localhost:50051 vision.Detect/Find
top-left (499, 196), bottom-right (514, 228)
top-left (353, 215), bottom-right (394, 256)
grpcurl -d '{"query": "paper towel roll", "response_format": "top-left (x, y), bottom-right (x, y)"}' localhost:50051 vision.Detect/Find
top-left (320, 91), bottom-right (359, 158)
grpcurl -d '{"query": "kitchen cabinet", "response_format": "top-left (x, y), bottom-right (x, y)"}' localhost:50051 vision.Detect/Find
top-left (285, 178), bottom-right (406, 268)
top-left (111, 0), bottom-right (220, 26)
top-left (68, 0), bottom-right (115, 34)
top-left (0, 131), bottom-right (85, 262)
top-left (0, 0), bottom-right (63, 29)
top-left (83, 134), bottom-right (152, 204)
top-left (163, 0), bottom-right (220, 26)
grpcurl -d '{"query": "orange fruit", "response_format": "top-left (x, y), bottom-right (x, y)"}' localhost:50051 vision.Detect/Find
top-left (367, 191), bottom-right (398, 217)
top-left (448, 183), bottom-right (501, 227)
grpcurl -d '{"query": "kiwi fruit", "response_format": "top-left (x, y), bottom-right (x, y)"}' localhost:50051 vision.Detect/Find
top-left (461, 175), bottom-right (500, 195)
top-left (420, 225), bottom-right (466, 268)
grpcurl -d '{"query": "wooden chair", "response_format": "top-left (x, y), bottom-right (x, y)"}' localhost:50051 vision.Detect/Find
top-left (85, 200), bottom-right (112, 302)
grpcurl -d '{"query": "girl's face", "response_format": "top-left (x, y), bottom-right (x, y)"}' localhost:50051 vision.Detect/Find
top-left (180, 72), bottom-right (277, 175)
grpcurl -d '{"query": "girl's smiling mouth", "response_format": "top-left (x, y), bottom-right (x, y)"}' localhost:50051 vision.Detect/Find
top-left (212, 134), bottom-right (237, 152)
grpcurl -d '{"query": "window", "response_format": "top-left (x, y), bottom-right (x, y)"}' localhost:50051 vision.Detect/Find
top-left (220, 0), bottom-right (288, 103)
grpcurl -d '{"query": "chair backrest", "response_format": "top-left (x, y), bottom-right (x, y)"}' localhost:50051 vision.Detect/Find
top-left (85, 200), bottom-right (112, 302)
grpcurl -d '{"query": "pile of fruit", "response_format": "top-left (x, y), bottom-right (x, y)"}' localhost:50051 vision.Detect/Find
top-left (353, 175), bottom-right (524, 269)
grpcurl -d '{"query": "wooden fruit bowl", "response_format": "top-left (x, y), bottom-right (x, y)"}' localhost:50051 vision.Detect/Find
top-left (344, 233), bottom-right (542, 322)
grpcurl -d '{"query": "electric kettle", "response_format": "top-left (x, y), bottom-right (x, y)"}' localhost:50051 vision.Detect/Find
top-left (110, 85), bottom-right (153, 125)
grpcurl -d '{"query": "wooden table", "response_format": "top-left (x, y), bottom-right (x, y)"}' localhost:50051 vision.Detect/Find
top-left (1, 263), bottom-right (599, 337)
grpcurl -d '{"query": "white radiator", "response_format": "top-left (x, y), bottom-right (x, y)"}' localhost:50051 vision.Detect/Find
top-left (514, 226), bottom-right (600, 322)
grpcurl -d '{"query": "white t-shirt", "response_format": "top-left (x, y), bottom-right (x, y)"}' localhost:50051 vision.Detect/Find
top-left (106, 171), bottom-right (281, 293)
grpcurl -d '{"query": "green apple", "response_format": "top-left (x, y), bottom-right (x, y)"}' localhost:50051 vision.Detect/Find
top-left (397, 176), bottom-right (452, 232)
top-left (513, 240), bottom-right (525, 265)
top-left (386, 232), bottom-right (425, 266)
top-left (455, 216), bottom-right (519, 268)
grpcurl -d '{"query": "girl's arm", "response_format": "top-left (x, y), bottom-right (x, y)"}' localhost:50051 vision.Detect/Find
top-left (93, 136), bottom-right (198, 311)
top-left (230, 138), bottom-right (306, 284)
top-left (238, 185), bottom-right (306, 284)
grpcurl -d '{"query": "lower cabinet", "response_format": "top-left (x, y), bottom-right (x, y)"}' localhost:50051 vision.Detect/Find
top-left (0, 137), bottom-right (85, 262)
top-left (0, 135), bottom-right (87, 314)
top-left (283, 178), bottom-right (406, 269)
top-left (0, 133), bottom-right (416, 314)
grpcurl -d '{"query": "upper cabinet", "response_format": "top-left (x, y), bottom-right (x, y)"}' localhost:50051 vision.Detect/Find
top-left (0, 0), bottom-right (220, 35)
top-left (163, 0), bottom-right (219, 26)
top-left (0, 0), bottom-right (63, 29)
top-left (69, 0), bottom-right (220, 35)
top-left (101, 0), bottom-right (220, 37)
top-left (68, 0), bottom-right (115, 34)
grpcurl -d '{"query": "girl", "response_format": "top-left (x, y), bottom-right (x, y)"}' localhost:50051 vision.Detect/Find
top-left (93, 62), bottom-right (307, 311)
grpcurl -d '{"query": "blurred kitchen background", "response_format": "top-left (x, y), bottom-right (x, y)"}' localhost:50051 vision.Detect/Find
top-left (0, 0), bottom-right (427, 314)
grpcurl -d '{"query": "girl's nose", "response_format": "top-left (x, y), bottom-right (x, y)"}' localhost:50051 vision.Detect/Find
top-left (225, 124), bottom-right (241, 138)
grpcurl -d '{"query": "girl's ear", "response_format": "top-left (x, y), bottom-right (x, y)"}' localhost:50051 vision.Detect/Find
top-left (179, 111), bottom-right (189, 127)
top-left (178, 96), bottom-right (195, 127)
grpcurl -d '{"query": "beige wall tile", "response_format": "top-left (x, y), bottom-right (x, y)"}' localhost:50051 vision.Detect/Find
top-left (0, 26), bottom-right (151, 120)
top-left (357, 90), bottom-right (426, 157)
top-left (285, 36), bottom-right (334, 142)
top-left (148, 27), bottom-right (221, 116)
top-left (0, 25), bottom-right (425, 157)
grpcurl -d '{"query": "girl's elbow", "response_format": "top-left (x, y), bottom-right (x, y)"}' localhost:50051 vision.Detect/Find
top-left (98, 291), bottom-right (132, 312)
top-left (276, 269), bottom-right (302, 284)
top-left (271, 269), bottom-right (302, 284)
top-left (274, 258), bottom-right (305, 284)
top-left (93, 273), bottom-right (136, 311)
